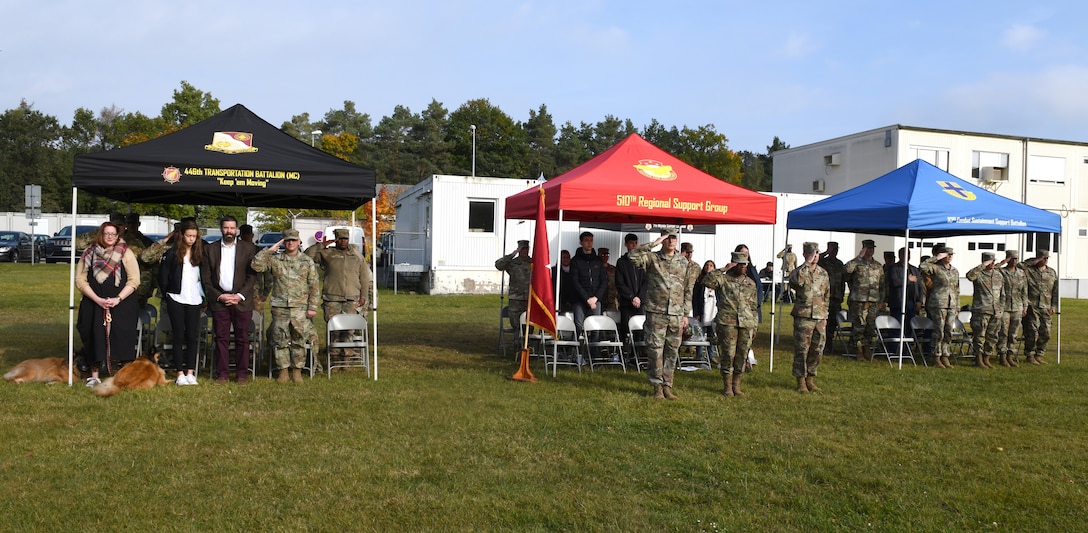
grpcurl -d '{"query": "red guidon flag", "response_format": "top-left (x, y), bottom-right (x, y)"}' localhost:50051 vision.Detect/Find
top-left (527, 187), bottom-right (556, 336)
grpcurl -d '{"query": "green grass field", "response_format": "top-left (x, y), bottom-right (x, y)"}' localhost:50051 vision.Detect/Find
top-left (1, 262), bottom-right (1086, 531)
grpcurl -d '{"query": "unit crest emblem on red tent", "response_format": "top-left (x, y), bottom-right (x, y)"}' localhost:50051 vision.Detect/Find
top-left (204, 131), bottom-right (259, 154)
top-left (162, 166), bottom-right (182, 184)
top-left (633, 159), bottom-right (677, 181)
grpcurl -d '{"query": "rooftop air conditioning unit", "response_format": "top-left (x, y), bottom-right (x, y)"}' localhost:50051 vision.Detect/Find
top-left (824, 152), bottom-right (841, 166)
top-left (812, 179), bottom-right (825, 193)
top-left (980, 166), bottom-right (1007, 182)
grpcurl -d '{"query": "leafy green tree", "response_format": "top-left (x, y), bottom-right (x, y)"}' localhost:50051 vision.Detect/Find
top-left (447, 98), bottom-right (527, 178)
top-left (320, 101), bottom-right (373, 139)
top-left (523, 104), bottom-right (557, 179)
top-left (675, 124), bottom-right (742, 184)
top-left (160, 80), bottom-right (220, 127)
top-left (410, 99), bottom-right (451, 179)
top-left (587, 115), bottom-right (637, 155)
top-left (281, 112), bottom-right (314, 141)
top-left (641, 119), bottom-right (682, 155)
top-left (738, 150), bottom-right (769, 191)
top-left (373, 105), bottom-right (423, 184)
top-left (0, 100), bottom-right (68, 212)
top-left (554, 121), bottom-right (591, 174)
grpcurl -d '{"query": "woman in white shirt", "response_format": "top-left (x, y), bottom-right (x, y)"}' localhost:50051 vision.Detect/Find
top-left (157, 220), bottom-right (206, 385)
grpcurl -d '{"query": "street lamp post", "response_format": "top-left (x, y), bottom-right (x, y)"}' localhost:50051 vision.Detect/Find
top-left (470, 124), bottom-right (476, 177)
top-left (310, 129), bottom-right (322, 147)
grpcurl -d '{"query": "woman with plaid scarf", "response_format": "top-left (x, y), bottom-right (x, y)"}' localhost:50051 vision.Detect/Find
top-left (76, 221), bottom-right (140, 386)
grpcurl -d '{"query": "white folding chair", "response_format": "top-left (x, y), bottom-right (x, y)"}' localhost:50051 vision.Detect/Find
top-left (872, 315), bottom-right (916, 366)
top-left (581, 315), bottom-right (626, 372)
top-left (543, 315), bottom-right (582, 377)
top-left (832, 309), bottom-right (853, 355)
top-left (627, 315), bottom-right (648, 373)
top-left (679, 317), bottom-right (713, 369)
top-left (909, 315), bottom-right (934, 367)
top-left (326, 313), bottom-right (369, 378)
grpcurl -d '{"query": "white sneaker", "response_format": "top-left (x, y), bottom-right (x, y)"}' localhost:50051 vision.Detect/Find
top-left (85, 377), bottom-right (101, 387)
top-left (186, 374), bottom-right (198, 386)
top-left (176, 375), bottom-right (187, 386)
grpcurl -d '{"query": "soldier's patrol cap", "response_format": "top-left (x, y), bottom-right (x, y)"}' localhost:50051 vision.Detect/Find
top-left (283, 229), bottom-right (301, 241)
top-left (517, 239), bottom-right (530, 249)
top-left (802, 242), bottom-right (819, 254)
top-left (624, 233), bottom-right (639, 242)
top-left (1037, 249), bottom-right (1050, 258)
top-left (827, 241), bottom-right (839, 248)
top-left (659, 227), bottom-right (679, 237)
top-left (861, 239), bottom-right (876, 248)
top-left (109, 212), bottom-right (126, 223)
top-left (982, 252), bottom-right (995, 261)
top-left (731, 251), bottom-right (749, 264)
top-left (333, 228), bottom-right (350, 239)
top-left (597, 247), bottom-right (609, 255)
top-left (1005, 250), bottom-right (1019, 259)
top-left (943, 246), bottom-right (955, 254)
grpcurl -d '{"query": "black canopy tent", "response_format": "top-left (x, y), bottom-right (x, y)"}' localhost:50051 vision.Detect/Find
top-left (66, 104), bottom-right (380, 383)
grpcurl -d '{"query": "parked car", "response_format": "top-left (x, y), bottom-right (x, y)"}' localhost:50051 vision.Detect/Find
top-left (31, 234), bottom-right (49, 260)
top-left (44, 225), bottom-right (100, 263)
top-left (256, 231), bottom-right (283, 250)
top-left (0, 231), bottom-right (36, 263)
top-left (202, 228), bottom-right (222, 244)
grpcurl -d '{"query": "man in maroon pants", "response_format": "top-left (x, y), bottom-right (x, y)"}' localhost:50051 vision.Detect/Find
top-left (201, 216), bottom-right (259, 384)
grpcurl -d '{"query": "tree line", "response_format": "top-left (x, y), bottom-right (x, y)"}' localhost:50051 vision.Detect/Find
top-left (0, 81), bottom-right (787, 229)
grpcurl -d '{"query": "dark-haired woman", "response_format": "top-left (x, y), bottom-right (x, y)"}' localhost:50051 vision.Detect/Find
top-left (158, 220), bottom-right (206, 385)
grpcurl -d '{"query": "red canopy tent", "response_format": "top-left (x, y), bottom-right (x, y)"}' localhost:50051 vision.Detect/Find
top-left (505, 134), bottom-right (776, 225)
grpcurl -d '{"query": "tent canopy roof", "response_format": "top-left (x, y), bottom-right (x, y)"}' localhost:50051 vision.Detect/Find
top-left (505, 134), bottom-right (776, 225)
top-left (73, 104), bottom-right (376, 209)
top-left (786, 159), bottom-right (1061, 238)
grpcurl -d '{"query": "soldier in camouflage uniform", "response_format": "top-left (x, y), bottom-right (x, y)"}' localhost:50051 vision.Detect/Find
top-left (921, 246), bottom-right (960, 368)
top-left (599, 248), bottom-right (619, 312)
top-left (818, 241), bottom-right (846, 353)
top-left (702, 251), bottom-right (757, 397)
top-left (776, 244), bottom-right (797, 302)
top-left (790, 242), bottom-right (830, 393)
top-left (251, 229), bottom-right (320, 383)
top-left (629, 230), bottom-right (700, 400)
top-left (306, 228), bottom-right (372, 366)
top-left (843, 239), bottom-right (886, 361)
top-left (495, 240), bottom-right (531, 335)
top-left (1023, 249), bottom-right (1059, 365)
top-left (966, 252), bottom-right (1004, 369)
top-left (997, 250), bottom-right (1027, 367)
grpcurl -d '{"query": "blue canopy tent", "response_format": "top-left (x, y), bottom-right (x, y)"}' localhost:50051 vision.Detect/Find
top-left (787, 159), bottom-right (1062, 367)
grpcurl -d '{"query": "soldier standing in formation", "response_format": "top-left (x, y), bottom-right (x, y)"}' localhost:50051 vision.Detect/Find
top-left (921, 246), bottom-right (960, 368)
top-left (776, 244), bottom-right (797, 302)
top-left (702, 251), bottom-right (757, 397)
top-left (790, 242), bottom-right (830, 393)
top-left (307, 228), bottom-right (372, 367)
top-left (1022, 249), bottom-right (1059, 364)
top-left (251, 229), bottom-right (320, 383)
top-left (843, 239), bottom-right (886, 361)
top-left (629, 230), bottom-right (700, 400)
top-left (998, 250), bottom-right (1027, 367)
top-left (818, 241), bottom-right (846, 352)
top-left (495, 239), bottom-right (531, 335)
top-left (966, 252), bottom-right (1004, 369)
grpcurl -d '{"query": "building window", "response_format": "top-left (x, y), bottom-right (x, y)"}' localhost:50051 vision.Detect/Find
top-left (909, 146), bottom-right (949, 170)
top-left (1028, 155), bottom-right (1066, 185)
top-left (971, 151), bottom-right (1010, 180)
top-left (1025, 232), bottom-right (1059, 253)
top-left (468, 200), bottom-right (495, 233)
top-left (1078, 228), bottom-right (1088, 238)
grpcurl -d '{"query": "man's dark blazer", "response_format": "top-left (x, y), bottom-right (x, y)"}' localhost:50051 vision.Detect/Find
top-left (201, 239), bottom-right (259, 313)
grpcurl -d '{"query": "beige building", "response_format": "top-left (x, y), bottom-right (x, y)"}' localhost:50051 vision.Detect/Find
top-left (773, 125), bottom-right (1088, 293)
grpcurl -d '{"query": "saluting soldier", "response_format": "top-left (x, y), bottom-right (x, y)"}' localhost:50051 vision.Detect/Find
top-left (251, 229), bottom-right (320, 383)
top-left (702, 251), bottom-right (758, 397)
top-left (843, 239), bottom-right (886, 361)
top-left (1022, 249), bottom-right (1059, 365)
top-left (306, 228), bottom-right (372, 366)
top-left (997, 250), bottom-right (1027, 367)
top-left (790, 242), bottom-right (830, 393)
top-left (629, 229), bottom-right (701, 400)
top-left (966, 252), bottom-right (1004, 369)
top-left (818, 241), bottom-right (846, 351)
top-left (495, 239), bottom-right (532, 334)
top-left (921, 246), bottom-right (960, 368)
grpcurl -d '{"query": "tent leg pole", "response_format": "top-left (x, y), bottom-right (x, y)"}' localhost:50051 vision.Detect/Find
top-left (68, 187), bottom-right (78, 386)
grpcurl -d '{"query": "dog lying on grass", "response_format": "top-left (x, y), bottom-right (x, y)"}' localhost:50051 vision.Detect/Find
top-left (4, 356), bottom-right (84, 384)
top-left (94, 352), bottom-right (168, 397)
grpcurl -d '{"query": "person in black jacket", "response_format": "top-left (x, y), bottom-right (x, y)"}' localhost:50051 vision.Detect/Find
top-left (569, 231), bottom-right (607, 335)
top-left (157, 220), bottom-right (206, 385)
top-left (615, 233), bottom-right (646, 340)
top-left (551, 249), bottom-right (575, 314)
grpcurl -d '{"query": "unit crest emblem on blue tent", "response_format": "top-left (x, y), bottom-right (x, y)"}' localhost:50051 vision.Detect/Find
top-left (937, 180), bottom-right (976, 201)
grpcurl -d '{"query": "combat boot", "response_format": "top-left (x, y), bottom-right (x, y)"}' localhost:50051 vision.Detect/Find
top-left (721, 374), bottom-right (734, 397)
top-left (662, 386), bottom-right (679, 400)
top-left (796, 377), bottom-right (808, 393)
top-left (289, 368), bottom-right (304, 382)
top-left (974, 354), bottom-right (985, 368)
top-left (275, 369), bottom-right (289, 383)
top-left (1036, 355), bottom-right (1047, 365)
top-left (855, 344), bottom-right (865, 361)
top-left (1008, 352), bottom-right (1020, 367)
top-left (1000, 354), bottom-right (1012, 367)
top-left (939, 356), bottom-right (952, 368)
top-left (805, 375), bottom-right (821, 393)
top-left (982, 354), bottom-right (994, 369)
top-left (652, 385), bottom-right (665, 400)
top-left (732, 374), bottom-right (744, 397)
top-left (1027, 353), bottom-right (1040, 365)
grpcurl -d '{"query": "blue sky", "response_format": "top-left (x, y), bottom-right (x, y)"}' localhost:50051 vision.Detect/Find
top-left (4, 0), bottom-right (1087, 155)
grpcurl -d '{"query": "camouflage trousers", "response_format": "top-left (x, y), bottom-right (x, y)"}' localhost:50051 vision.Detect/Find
top-left (270, 307), bottom-right (318, 370)
top-left (927, 306), bottom-right (957, 358)
top-left (792, 317), bottom-right (826, 378)
top-left (715, 324), bottom-right (752, 377)
top-left (1022, 306), bottom-right (1053, 358)
top-left (997, 310), bottom-right (1024, 357)
top-left (507, 299), bottom-right (527, 335)
top-left (323, 300), bottom-right (361, 356)
top-left (848, 301), bottom-right (878, 349)
top-left (970, 312), bottom-right (1001, 356)
top-left (644, 313), bottom-right (683, 388)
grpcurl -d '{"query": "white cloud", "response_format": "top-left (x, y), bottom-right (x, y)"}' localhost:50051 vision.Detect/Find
top-left (1001, 23), bottom-right (1046, 51)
